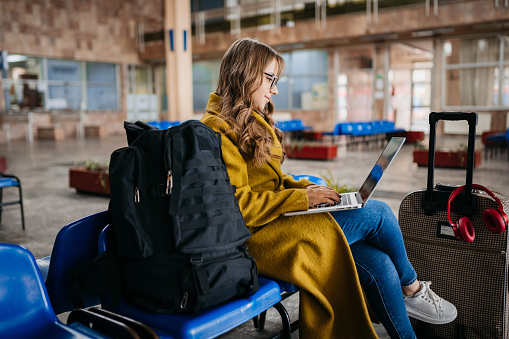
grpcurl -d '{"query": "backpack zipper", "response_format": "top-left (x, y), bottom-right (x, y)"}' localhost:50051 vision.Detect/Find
top-left (134, 187), bottom-right (140, 203)
top-left (166, 170), bottom-right (173, 195)
top-left (131, 147), bottom-right (141, 203)
top-left (180, 291), bottom-right (188, 309)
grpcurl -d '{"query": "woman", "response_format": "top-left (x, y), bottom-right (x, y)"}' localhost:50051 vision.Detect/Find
top-left (201, 38), bottom-right (456, 339)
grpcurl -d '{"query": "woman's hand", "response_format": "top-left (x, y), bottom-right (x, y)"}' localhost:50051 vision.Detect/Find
top-left (305, 185), bottom-right (341, 208)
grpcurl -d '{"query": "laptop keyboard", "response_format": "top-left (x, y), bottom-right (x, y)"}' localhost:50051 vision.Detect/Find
top-left (340, 193), bottom-right (351, 206)
top-left (313, 193), bottom-right (352, 209)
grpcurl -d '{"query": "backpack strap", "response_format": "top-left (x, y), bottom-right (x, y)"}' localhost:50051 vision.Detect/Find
top-left (190, 254), bottom-right (211, 311)
top-left (168, 126), bottom-right (183, 216)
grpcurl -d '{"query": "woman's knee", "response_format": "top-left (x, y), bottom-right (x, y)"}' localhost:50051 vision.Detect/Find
top-left (350, 241), bottom-right (400, 287)
top-left (366, 200), bottom-right (392, 215)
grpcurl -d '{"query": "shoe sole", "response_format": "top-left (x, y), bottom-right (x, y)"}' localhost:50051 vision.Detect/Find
top-left (406, 307), bottom-right (457, 325)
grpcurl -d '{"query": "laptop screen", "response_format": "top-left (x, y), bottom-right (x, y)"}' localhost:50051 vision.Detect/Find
top-left (358, 137), bottom-right (406, 203)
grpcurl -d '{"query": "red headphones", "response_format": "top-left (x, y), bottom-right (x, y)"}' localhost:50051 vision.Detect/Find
top-left (448, 184), bottom-right (508, 242)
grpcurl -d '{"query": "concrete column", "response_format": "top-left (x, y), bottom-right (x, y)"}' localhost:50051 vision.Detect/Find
top-left (164, 0), bottom-right (193, 122)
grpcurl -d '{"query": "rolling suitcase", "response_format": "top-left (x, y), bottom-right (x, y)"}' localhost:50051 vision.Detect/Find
top-left (399, 112), bottom-right (509, 338)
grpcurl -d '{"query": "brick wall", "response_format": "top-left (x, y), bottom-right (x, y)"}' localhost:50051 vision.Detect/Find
top-left (0, 0), bottom-right (163, 64)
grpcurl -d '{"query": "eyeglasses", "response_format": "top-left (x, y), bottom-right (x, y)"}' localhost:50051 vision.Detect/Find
top-left (263, 72), bottom-right (279, 89)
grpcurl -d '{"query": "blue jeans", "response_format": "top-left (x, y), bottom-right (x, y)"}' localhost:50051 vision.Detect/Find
top-left (331, 200), bottom-right (417, 339)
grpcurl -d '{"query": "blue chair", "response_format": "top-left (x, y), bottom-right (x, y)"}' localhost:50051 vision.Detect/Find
top-left (323, 123), bottom-right (342, 137)
top-left (41, 210), bottom-right (110, 314)
top-left (324, 122), bottom-right (350, 144)
top-left (485, 128), bottom-right (509, 160)
top-left (97, 225), bottom-right (291, 339)
top-left (275, 120), bottom-right (287, 131)
top-left (158, 120), bottom-right (181, 129)
top-left (0, 243), bottom-right (112, 339)
top-left (148, 121), bottom-right (181, 130)
top-left (147, 121), bottom-right (161, 129)
top-left (291, 174), bottom-right (327, 187)
top-left (277, 119), bottom-right (312, 133)
top-left (0, 172), bottom-right (25, 230)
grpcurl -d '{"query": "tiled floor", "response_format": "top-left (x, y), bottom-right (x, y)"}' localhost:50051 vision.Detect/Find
top-left (1, 132), bottom-right (508, 338)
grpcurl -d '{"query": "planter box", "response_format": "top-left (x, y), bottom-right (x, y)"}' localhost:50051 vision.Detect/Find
top-left (0, 157), bottom-right (6, 173)
top-left (286, 144), bottom-right (338, 160)
top-left (69, 167), bottom-right (110, 196)
top-left (406, 131), bottom-right (425, 143)
top-left (303, 131), bottom-right (324, 141)
top-left (413, 149), bottom-right (482, 168)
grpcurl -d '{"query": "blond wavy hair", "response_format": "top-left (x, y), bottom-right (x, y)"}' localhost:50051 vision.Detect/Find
top-left (215, 38), bottom-right (286, 167)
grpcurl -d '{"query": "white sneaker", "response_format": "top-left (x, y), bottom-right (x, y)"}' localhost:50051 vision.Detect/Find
top-left (404, 281), bottom-right (457, 325)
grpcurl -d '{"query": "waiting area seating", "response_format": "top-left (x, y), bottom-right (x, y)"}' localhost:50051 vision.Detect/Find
top-left (276, 119), bottom-right (312, 132)
top-left (483, 128), bottom-right (509, 160)
top-left (20, 211), bottom-right (295, 339)
top-left (97, 225), bottom-right (292, 339)
top-left (0, 157), bottom-right (25, 230)
top-left (0, 243), bottom-right (127, 339)
top-left (147, 120), bottom-right (181, 129)
top-left (325, 120), bottom-right (406, 149)
top-left (3, 173), bottom-right (331, 338)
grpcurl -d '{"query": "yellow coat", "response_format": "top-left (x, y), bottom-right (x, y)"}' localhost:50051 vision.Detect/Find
top-left (201, 93), bottom-right (377, 339)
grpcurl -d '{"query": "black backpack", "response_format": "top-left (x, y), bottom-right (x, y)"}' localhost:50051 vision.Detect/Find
top-left (71, 120), bottom-right (259, 314)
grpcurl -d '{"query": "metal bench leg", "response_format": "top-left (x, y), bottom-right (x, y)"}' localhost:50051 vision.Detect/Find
top-left (273, 302), bottom-right (291, 339)
top-left (253, 310), bottom-right (267, 329)
top-left (18, 184), bottom-right (25, 230)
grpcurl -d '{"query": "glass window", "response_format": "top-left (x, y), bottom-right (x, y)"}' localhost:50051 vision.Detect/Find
top-left (48, 84), bottom-right (82, 109)
top-left (158, 66), bottom-right (167, 111)
top-left (271, 52), bottom-right (290, 110)
top-left (503, 66), bottom-right (509, 106)
top-left (337, 74), bottom-right (348, 121)
top-left (2, 56), bottom-right (123, 111)
top-left (47, 59), bottom-right (82, 109)
top-left (127, 65), bottom-right (157, 122)
top-left (289, 50), bottom-right (329, 110)
top-left (87, 63), bottom-right (116, 83)
top-left (445, 37), bottom-right (500, 65)
top-left (3, 56), bottom-right (44, 110)
top-left (443, 35), bottom-right (508, 109)
top-left (47, 59), bottom-right (81, 81)
top-left (445, 67), bottom-right (498, 106)
top-left (411, 64), bottom-right (431, 131)
top-left (290, 50), bottom-right (328, 75)
top-left (271, 76), bottom-right (289, 110)
top-left (134, 67), bottom-right (151, 94)
top-left (86, 62), bottom-right (118, 110)
top-left (292, 75), bottom-right (328, 109)
top-left (192, 60), bottom-right (220, 111)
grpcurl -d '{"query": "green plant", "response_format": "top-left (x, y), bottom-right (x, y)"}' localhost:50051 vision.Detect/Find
top-left (75, 159), bottom-right (108, 173)
top-left (320, 169), bottom-right (356, 193)
top-left (74, 159), bottom-right (109, 190)
top-left (414, 140), bottom-right (427, 150)
top-left (286, 139), bottom-right (314, 152)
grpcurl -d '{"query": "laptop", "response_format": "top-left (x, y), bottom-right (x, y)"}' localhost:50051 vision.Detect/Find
top-left (282, 137), bottom-right (405, 217)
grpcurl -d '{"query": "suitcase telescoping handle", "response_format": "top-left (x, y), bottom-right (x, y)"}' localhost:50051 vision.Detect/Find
top-left (424, 112), bottom-right (478, 213)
